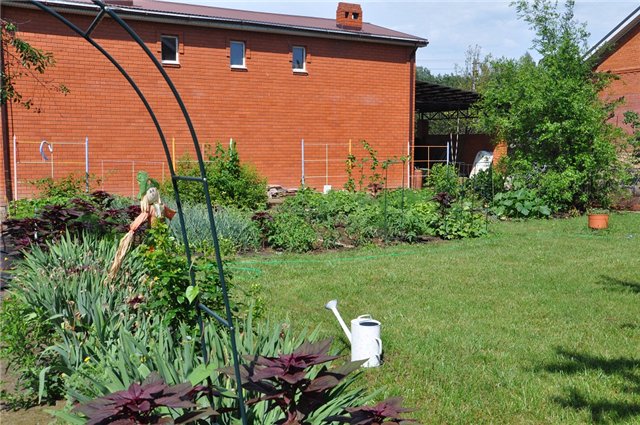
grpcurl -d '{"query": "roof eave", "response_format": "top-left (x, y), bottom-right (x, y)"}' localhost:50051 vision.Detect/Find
top-left (5, 0), bottom-right (428, 48)
top-left (585, 5), bottom-right (640, 67)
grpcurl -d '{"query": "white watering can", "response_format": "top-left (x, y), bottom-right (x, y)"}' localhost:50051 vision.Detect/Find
top-left (324, 299), bottom-right (382, 368)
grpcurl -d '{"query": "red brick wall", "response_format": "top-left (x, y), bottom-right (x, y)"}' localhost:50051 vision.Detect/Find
top-left (0, 6), bottom-right (416, 203)
top-left (596, 22), bottom-right (640, 133)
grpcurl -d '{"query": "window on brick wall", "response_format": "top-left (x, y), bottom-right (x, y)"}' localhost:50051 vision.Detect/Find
top-left (292, 46), bottom-right (306, 72)
top-left (230, 41), bottom-right (246, 69)
top-left (161, 35), bottom-right (179, 64)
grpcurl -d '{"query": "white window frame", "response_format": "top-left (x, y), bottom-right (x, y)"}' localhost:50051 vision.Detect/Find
top-left (292, 46), bottom-right (306, 73)
top-left (230, 41), bottom-right (246, 69)
top-left (161, 35), bottom-right (179, 65)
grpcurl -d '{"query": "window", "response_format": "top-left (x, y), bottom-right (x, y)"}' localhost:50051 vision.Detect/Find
top-left (161, 35), bottom-right (179, 64)
top-left (230, 41), bottom-right (246, 68)
top-left (292, 46), bottom-right (306, 72)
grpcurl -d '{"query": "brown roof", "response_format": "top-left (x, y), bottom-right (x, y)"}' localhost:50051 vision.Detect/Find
top-left (14, 0), bottom-right (427, 46)
top-left (586, 5), bottom-right (640, 66)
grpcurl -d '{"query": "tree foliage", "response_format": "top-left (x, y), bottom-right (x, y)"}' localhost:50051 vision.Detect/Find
top-left (1, 18), bottom-right (68, 111)
top-left (476, 0), bottom-right (623, 210)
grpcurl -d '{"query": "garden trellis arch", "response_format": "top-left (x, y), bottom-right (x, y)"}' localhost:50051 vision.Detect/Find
top-left (27, 1), bottom-right (248, 422)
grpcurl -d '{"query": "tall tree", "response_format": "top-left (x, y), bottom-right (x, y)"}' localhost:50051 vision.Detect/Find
top-left (477, 0), bottom-right (623, 210)
top-left (1, 18), bottom-right (67, 111)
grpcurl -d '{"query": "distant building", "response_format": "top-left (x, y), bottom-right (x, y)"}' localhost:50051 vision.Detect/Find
top-left (0, 0), bottom-right (426, 203)
top-left (589, 5), bottom-right (640, 131)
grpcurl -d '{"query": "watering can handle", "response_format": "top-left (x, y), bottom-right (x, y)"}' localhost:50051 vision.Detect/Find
top-left (375, 338), bottom-right (382, 355)
top-left (357, 314), bottom-right (372, 319)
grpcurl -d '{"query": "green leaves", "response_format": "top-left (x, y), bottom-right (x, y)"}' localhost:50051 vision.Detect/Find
top-left (185, 285), bottom-right (200, 304)
top-left (477, 0), bottom-right (623, 211)
top-left (2, 18), bottom-right (67, 110)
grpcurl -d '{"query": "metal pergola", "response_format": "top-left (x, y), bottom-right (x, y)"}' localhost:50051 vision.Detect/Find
top-left (413, 81), bottom-right (482, 176)
top-left (26, 1), bottom-right (248, 423)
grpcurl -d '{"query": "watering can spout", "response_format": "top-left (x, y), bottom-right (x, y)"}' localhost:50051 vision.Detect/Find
top-left (324, 299), bottom-right (352, 342)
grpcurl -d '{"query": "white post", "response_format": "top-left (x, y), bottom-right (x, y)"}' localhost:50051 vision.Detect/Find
top-left (85, 136), bottom-right (89, 193)
top-left (407, 141), bottom-right (410, 189)
top-left (12, 135), bottom-right (18, 200)
top-left (325, 143), bottom-right (329, 186)
top-left (301, 138), bottom-right (305, 186)
top-left (446, 140), bottom-right (450, 165)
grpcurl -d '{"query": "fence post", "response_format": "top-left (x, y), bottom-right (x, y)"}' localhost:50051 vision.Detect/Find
top-left (301, 138), bottom-right (305, 186)
top-left (85, 136), bottom-right (89, 193)
top-left (12, 135), bottom-right (18, 200)
top-left (325, 143), bottom-right (329, 187)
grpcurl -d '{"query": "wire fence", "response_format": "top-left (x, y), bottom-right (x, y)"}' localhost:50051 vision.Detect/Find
top-left (9, 136), bottom-right (234, 199)
top-left (301, 139), bottom-right (412, 191)
top-left (10, 135), bottom-right (478, 199)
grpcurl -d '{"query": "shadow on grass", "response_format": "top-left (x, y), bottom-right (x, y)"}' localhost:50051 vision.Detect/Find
top-left (599, 275), bottom-right (640, 294)
top-left (543, 348), bottom-right (640, 423)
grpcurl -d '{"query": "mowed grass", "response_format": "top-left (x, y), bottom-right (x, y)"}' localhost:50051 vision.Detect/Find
top-left (231, 213), bottom-right (640, 424)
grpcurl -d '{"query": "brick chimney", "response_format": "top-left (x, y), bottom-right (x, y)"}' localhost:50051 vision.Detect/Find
top-left (105, 0), bottom-right (134, 6)
top-left (336, 3), bottom-right (363, 30)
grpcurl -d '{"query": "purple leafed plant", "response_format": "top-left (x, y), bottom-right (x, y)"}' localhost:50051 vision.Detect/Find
top-left (222, 338), bottom-right (362, 425)
top-left (326, 397), bottom-right (419, 424)
top-left (74, 372), bottom-right (216, 425)
top-left (3, 191), bottom-right (140, 252)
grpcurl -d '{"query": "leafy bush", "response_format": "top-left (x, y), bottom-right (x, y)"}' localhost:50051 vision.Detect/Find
top-left (140, 221), bottom-right (233, 327)
top-left (477, 0), bottom-right (624, 211)
top-left (491, 183), bottom-right (551, 219)
top-left (468, 168), bottom-right (505, 204)
top-left (221, 339), bottom-right (361, 425)
top-left (267, 212), bottom-right (317, 252)
top-left (328, 397), bottom-right (417, 424)
top-left (168, 203), bottom-right (260, 253)
top-left (437, 201), bottom-right (487, 239)
top-left (166, 143), bottom-right (267, 210)
top-left (384, 202), bottom-right (438, 242)
top-left (426, 164), bottom-right (461, 198)
top-left (3, 191), bottom-right (139, 252)
top-left (72, 373), bottom-right (214, 425)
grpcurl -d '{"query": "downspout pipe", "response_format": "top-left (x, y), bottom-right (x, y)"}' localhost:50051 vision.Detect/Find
top-left (0, 8), bottom-right (14, 203)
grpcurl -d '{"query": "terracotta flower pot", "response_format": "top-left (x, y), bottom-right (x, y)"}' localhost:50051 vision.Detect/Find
top-left (588, 213), bottom-right (609, 230)
top-left (164, 206), bottom-right (176, 220)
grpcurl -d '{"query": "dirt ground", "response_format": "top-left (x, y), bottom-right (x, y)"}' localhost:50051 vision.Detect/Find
top-left (0, 359), bottom-right (65, 425)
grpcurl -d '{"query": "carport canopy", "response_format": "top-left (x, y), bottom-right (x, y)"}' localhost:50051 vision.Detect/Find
top-left (415, 81), bottom-right (480, 113)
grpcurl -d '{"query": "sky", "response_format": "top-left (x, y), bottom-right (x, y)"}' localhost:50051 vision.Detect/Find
top-left (157, 0), bottom-right (639, 74)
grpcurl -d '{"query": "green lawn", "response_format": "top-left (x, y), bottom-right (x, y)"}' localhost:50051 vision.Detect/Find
top-left (231, 213), bottom-right (640, 424)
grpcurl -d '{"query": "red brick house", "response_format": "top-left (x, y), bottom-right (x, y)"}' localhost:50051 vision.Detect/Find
top-left (589, 5), bottom-right (640, 131)
top-left (0, 0), bottom-right (427, 203)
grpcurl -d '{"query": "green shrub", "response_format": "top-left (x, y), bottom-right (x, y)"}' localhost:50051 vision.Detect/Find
top-left (165, 143), bottom-right (267, 210)
top-left (141, 221), bottom-right (233, 327)
top-left (468, 168), bottom-right (505, 204)
top-left (267, 212), bottom-right (317, 252)
top-left (491, 183), bottom-right (551, 219)
top-left (426, 164), bottom-right (461, 197)
top-left (168, 203), bottom-right (260, 253)
top-left (4, 191), bottom-right (139, 252)
top-left (437, 201), bottom-right (487, 239)
top-left (343, 203), bottom-right (381, 245)
top-left (384, 202), bottom-right (438, 242)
